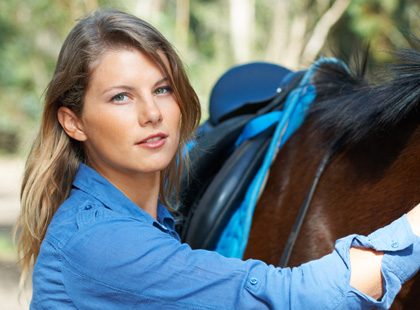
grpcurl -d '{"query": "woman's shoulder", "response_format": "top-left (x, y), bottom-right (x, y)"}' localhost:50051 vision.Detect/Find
top-left (44, 188), bottom-right (119, 248)
top-left (45, 186), bottom-right (157, 248)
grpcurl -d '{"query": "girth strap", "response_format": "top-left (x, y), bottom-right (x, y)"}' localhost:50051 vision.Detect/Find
top-left (277, 151), bottom-right (331, 267)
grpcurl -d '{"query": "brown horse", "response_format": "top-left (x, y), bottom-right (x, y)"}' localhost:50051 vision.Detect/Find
top-left (243, 47), bottom-right (420, 309)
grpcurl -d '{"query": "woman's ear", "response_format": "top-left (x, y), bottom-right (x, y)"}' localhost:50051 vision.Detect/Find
top-left (57, 107), bottom-right (88, 142)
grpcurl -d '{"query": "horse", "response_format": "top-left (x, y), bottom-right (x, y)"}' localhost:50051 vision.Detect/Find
top-left (242, 45), bottom-right (420, 309)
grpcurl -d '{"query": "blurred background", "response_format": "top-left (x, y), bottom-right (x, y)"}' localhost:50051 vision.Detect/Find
top-left (1, 0), bottom-right (419, 308)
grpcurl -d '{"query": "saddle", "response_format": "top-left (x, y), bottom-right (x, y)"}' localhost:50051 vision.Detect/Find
top-left (174, 57), bottom-right (350, 259)
top-left (173, 61), bottom-right (302, 242)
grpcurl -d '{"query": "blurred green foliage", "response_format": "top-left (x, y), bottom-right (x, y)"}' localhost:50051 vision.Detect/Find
top-left (0, 0), bottom-right (419, 154)
top-left (0, 230), bottom-right (15, 261)
top-left (334, 0), bottom-right (420, 63)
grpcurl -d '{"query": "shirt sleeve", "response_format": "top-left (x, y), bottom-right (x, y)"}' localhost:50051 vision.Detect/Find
top-left (59, 206), bottom-right (420, 310)
top-left (334, 214), bottom-right (420, 309)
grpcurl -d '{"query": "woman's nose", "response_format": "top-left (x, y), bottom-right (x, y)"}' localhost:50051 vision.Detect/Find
top-left (138, 96), bottom-right (163, 126)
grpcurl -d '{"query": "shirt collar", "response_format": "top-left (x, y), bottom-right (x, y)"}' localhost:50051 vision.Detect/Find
top-left (73, 163), bottom-right (175, 228)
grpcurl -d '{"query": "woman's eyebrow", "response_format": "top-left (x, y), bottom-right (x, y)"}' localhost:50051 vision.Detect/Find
top-left (102, 77), bottom-right (169, 95)
top-left (102, 85), bottom-right (136, 95)
top-left (154, 77), bottom-right (169, 87)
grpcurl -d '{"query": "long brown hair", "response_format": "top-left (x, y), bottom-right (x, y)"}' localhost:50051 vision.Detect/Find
top-left (15, 9), bottom-right (201, 286)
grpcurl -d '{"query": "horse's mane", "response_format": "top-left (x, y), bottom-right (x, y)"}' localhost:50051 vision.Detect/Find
top-left (309, 43), bottom-right (420, 155)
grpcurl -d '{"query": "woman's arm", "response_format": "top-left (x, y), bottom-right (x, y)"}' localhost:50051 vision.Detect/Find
top-left (350, 203), bottom-right (420, 300)
top-left (54, 201), bottom-right (420, 310)
top-left (407, 203), bottom-right (420, 237)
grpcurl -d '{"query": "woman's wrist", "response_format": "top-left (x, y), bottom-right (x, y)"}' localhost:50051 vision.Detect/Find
top-left (406, 203), bottom-right (420, 238)
top-left (349, 247), bottom-right (384, 299)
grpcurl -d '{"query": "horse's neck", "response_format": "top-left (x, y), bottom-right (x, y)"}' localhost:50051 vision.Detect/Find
top-left (244, 114), bottom-right (420, 266)
top-left (295, 114), bottom-right (420, 261)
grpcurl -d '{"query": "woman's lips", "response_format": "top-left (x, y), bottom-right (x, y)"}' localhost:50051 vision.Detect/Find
top-left (137, 133), bottom-right (168, 149)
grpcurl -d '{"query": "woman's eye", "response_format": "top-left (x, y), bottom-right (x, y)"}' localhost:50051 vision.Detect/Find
top-left (154, 86), bottom-right (172, 95)
top-left (111, 93), bottom-right (129, 103)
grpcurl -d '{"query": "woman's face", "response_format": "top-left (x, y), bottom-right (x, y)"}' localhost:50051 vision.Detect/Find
top-left (78, 48), bottom-right (181, 181)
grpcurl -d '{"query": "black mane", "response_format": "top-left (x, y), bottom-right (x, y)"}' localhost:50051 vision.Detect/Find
top-left (308, 45), bottom-right (420, 155)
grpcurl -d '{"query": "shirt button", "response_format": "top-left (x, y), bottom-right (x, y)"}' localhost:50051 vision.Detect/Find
top-left (84, 205), bottom-right (92, 210)
top-left (249, 278), bottom-right (258, 285)
top-left (391, 241), bottom-right (399, 248)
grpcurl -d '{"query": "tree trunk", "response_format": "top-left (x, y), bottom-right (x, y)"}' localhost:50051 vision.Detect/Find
top-left (301, 0), bottom-right (351, 63)
top-left (175, 0), bottom-right (190, 54)
top-left (229, 0), bottom-right (255, 63)
top-left (265, 0), bottom-right (351, 69)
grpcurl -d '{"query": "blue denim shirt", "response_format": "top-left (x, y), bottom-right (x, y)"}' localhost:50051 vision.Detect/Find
top-left (31, 164), bottom-right (420, 309)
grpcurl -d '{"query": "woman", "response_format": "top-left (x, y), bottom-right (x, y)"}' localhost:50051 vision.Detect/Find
top-left (15, 9), bottom-right (420, 309)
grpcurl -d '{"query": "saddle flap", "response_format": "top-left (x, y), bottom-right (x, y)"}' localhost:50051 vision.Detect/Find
top-left (175, 114), bottom-right (254, 215)
top-left (182, 126), bottom-right (274, 249)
